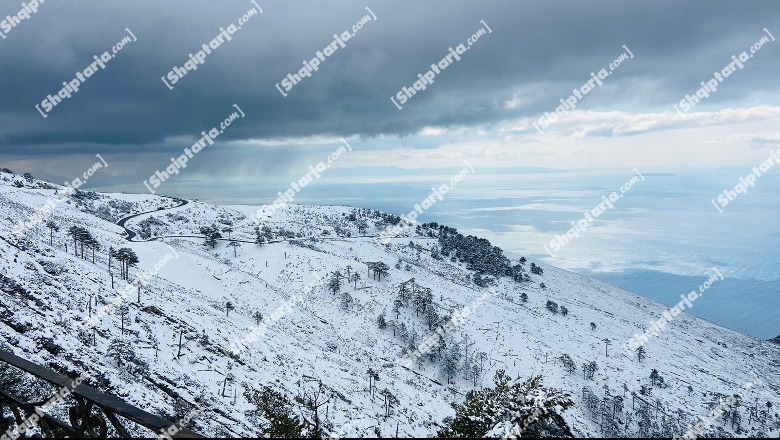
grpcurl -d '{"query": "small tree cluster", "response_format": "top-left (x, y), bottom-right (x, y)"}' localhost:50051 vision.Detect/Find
top-left (559, 354), bottom-right (577, 374)
top-left (473, 273), bottom-right (496, 287)
top-left (67, 226), bottom-right (101, 262)
top-left (366, 262), bottom-right (390, 280)
top-left (199, 224), bottom-right (222, 248)
top-left (582, 361), bottom-right (598, 380)
top-left (111, 247), bottom-right (140, 280)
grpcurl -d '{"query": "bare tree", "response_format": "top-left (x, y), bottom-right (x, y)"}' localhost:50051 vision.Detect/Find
top-left (227, 240), bottom-right (241, 257)
top-left (296, 381), bottom-right (333, 438)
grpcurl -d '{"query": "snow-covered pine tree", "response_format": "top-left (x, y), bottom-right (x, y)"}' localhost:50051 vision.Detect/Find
top-left (107, 336), bottom-right (142, 371)
top-left (439, 370), bottom-right (574, 438)
top-left (245, 386), bottom-right (304, 437)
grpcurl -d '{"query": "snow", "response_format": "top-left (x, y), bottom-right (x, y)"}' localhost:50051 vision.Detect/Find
top-left (0, 171), bottom-right (778, 438)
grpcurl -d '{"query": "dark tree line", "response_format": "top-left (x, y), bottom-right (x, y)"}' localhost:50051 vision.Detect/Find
top-left (67, 226), bottom-right (101, 262)
top-left (366, 261), bottom-right (390, 281)
top-left (111, 247), bottom-right (139, 280)
top-left (437, 226), bottom-right (512, 277)
top-left (63, 225), bottom-right (139, 280)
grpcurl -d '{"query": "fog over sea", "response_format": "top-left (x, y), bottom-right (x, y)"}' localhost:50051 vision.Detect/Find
top-left (96, 167), bottom-right (780, 340)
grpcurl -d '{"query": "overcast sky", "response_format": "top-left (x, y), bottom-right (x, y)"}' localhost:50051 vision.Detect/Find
top-left (1, 0), bottom-right (779, 189)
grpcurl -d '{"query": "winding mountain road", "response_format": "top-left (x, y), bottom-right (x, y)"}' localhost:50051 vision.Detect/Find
top-left (116, 197), bottom-right (188, 241)
top-left (115, 197), bottom-right (278, 245)
top-left (116, 196), bottom-right (420, 247)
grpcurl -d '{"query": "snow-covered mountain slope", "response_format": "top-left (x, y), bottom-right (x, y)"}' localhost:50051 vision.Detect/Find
top-left (0, 171), bottom-right (778, 438)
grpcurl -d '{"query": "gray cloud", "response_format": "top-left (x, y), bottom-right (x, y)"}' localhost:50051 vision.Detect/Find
top-left (1, 0), bottom-right (779, 180)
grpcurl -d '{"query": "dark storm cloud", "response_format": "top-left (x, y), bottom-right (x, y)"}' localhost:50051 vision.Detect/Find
top-left (0, 0), bottom-right (778, 163)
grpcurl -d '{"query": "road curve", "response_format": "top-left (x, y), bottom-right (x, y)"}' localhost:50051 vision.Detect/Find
top-left (116, 197), bottom-right (417, 246)
top-left (116, 197), bottom-right (188, 241)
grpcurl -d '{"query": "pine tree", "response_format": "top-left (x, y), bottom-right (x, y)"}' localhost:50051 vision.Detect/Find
top-left (408, 329), bottom-right (419, 353)
top-left (118, 303), bottom-right (129, 335)
top-left (85, 236), bottom-right (101, 264)
top-left (108, 246), bottom-right (115, 272)
top-left (582, 386), bottom-right (601, 421)
top-left (254, 226), bottom-right (266, 245)
top-left (341, 291), bottom-right (353, 310)
top-left (649, 369), bottom-right (659, 386)
top-left (443, 338), bottom-right (461, 384)
top-left (67, 226), bottom-right (91, 258)
top-left (200, 224), bottom-right (222, 248)
top-left (328, 274), bottom-right (341, 295)
top-left (559, 354), bottom-right (577, 374)
top-left (245, 386), bottom-right (305, 437)
top-left (582, 361), bottom-right (598, 380)
top-left (424, 308), bottom-right (439, 331)
top-left (114, 247), bottom-right (139, 280)
top-left (438, 370), bottom-right (574, 438)
top-left (397, 322), bottom-right (409, 342)
top-left (45, 220), bottom-right (59, 246)
top-left (107, 337), bottom-right (136, 369)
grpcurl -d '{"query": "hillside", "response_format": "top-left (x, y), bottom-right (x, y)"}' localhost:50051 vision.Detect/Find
top-left (1, 170), bottom-right (779, 438)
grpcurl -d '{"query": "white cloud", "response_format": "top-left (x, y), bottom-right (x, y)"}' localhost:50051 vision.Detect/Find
top-left (345, 105), bottom-right (780, 170)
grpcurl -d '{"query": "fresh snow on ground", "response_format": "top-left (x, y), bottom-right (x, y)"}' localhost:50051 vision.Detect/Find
top-left (0, 171), bottom-right (778, 437)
